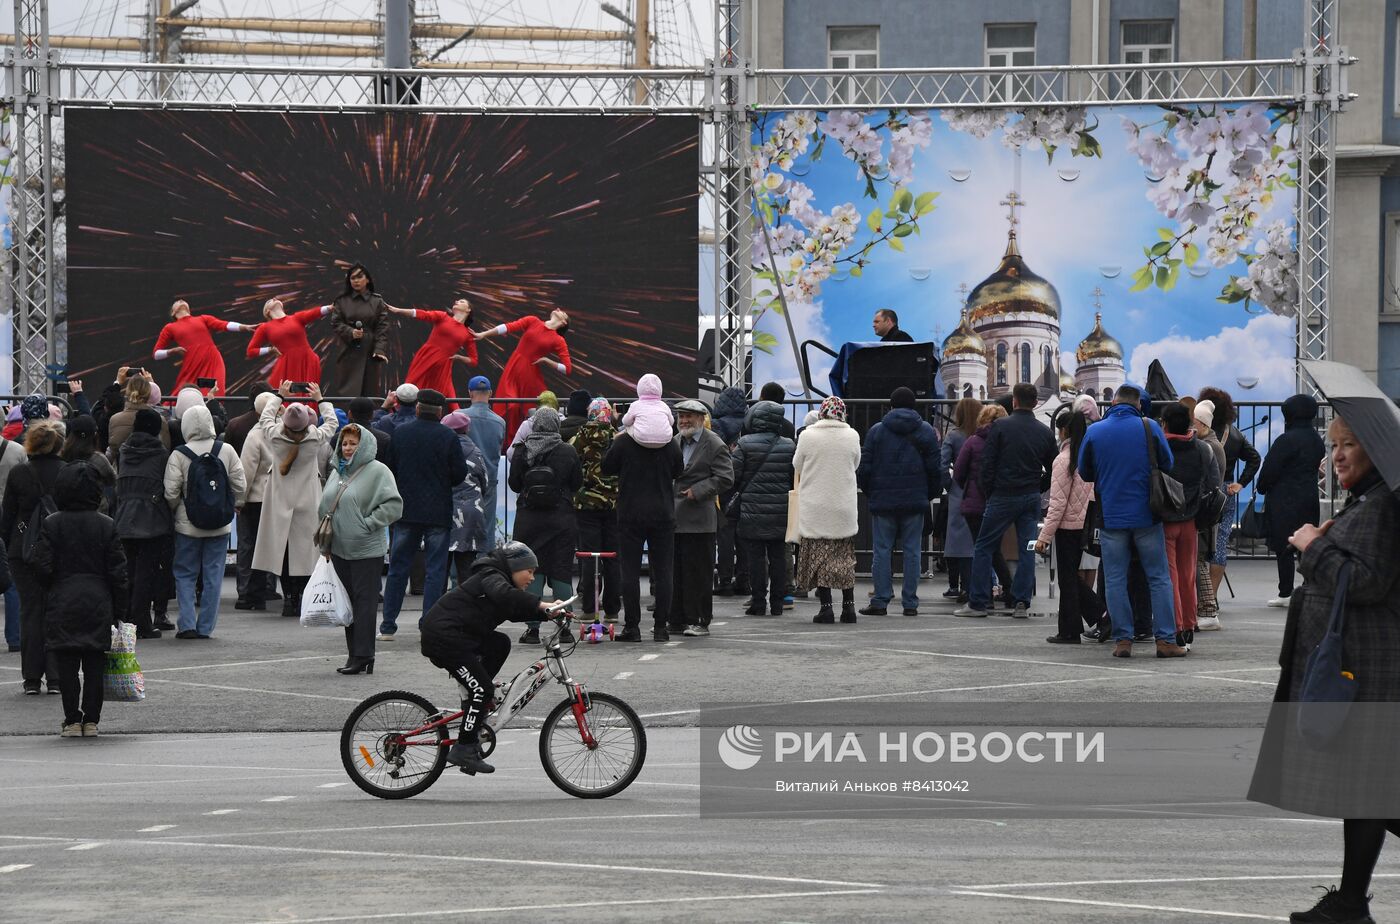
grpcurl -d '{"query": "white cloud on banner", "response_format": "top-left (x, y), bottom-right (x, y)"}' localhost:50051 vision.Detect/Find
top-left (754, 299), bottom-right (835, 397)
top-left (1126, 313), bottom-right (1296, 402)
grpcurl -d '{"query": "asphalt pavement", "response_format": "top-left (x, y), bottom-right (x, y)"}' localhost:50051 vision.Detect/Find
top-left (2, 559), bottom-right (1392, 923)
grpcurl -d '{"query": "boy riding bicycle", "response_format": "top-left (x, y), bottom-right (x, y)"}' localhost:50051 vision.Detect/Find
top-left (419, 541), bottom-right (559, 775)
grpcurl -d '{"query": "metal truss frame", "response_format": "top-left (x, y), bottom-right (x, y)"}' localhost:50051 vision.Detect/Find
top-left (3, 0), bottom-right (1348, 395)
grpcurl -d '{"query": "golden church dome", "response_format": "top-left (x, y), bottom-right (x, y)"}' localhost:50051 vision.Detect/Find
top-left (941, 309), bottom-right (986, 359)
top-left (1059, 369), bottom-right (1077, 393)
top-left (966, 232), bottom-right (1061, 323)
top-left (1075, 312), bottom-right (1124, 363)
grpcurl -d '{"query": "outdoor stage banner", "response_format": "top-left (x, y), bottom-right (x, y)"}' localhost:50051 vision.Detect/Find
top-left (65, 109), bottom-right (698, 398)
top-left (749, 104), bottom-right (1299, 405)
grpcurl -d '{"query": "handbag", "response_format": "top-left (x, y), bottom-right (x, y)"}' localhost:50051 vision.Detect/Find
top-left (104, 622), bottom-right (146, 703)
top-left (1081, 494), bottom-right (1102, 559)
top-left (1142, 419), bottom-right (1185, 519)
top-left (1297, 560), bottom-right (1357, 748)
top-left (785, 472), bottom-right (801, 544)
top-left (723, 437), bottom-right (777, 522)
top-left (314, 469), bottom-right (360, 554)
top-left (300, 555), bottom-right (354, 628)
top-left (1239, 492), bottom-right (1270, 540)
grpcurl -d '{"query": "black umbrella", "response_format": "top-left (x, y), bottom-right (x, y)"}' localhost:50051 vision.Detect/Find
top-left (1301, 359), bottom-right (1400, 491)
top-left (1145, 359), bottom-right (1179, 402)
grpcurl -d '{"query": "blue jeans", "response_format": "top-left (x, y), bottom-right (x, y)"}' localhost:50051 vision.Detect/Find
top-left (381, 524), bottom-right (450, 635)
top-left (871, 512), bottom-right (923, 609)
top-left (174, 533), bottom-right (227, 636)
top-left (969, 492), bottom-right (1041, 610)
top-left (3, 584), bottom-right (18, 649)
top-left (1099, 524), bottom-right (1178, 642)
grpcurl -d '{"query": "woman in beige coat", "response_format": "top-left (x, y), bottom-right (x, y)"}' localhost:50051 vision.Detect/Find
top-left (253, 383), bottom-right (338, 617)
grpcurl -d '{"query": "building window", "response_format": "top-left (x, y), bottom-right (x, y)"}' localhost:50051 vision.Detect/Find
top-left (828, 26), bottom-right (878, 105)
top-left (995, 342), bottom-right (1008, 386)
top-left (1019, 343), bottom-right (1032, 384)
top-left (985, 24), bottom-right (1035, 103)
top-left (979, 386), bottom-right (986, 400)
top-left (1041, 345), bottom-right (1053, 382)
top-left (1121, 20), bottom-right (1173, 99)
top-left (1103, 387), bottom-right (1113, 402)
top-left (1385, 212), bottom-right (1400, 313)
top-left (962, 382), bottom-right (973, 399)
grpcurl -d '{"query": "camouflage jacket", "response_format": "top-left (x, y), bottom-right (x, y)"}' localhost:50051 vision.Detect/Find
top-left (569, 421), bottom-right (619, 511)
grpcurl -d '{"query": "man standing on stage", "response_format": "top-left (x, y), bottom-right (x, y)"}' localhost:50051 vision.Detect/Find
top-left (329, 263), bottom-right (390, 397)
top-left (152, 299), bottom-right (257, 396)
top-left (871, 308), bottom-right (914, 342)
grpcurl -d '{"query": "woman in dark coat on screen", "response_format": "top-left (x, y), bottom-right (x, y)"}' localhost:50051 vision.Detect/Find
top-left (1255, 393), bottom-right (1325, 607)
top-left (1248, 414), bottom-right (1400, 924)
top-left (329, 263), bottom-right (390, 398)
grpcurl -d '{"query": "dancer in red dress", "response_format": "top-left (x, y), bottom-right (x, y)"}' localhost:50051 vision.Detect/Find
top-left (472, 309), bottom-right (572, 442)
top-left (246, 298), bottom-right (331, 390)
top-left (386, 298), bottom-right (478, 409)
top-left (152, 299), bottom-right (257, 396)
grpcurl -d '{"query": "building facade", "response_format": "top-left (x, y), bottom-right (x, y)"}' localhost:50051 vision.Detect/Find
top-left (759, 0), bottom-right (1400, 396)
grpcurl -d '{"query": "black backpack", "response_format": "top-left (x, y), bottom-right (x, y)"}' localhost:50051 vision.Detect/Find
top-left (519, 449), bottom-right (561, 510)
top-left (19, 490), bottom-right (57, 567)
top-left (175, 441), bottom-right (236, 530)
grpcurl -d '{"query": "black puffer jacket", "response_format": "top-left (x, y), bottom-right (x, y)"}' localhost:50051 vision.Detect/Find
top-left (731, 400), bottom-right (795, 540)
top-left (0, 454), bottom-right (63, 558)
top-left (420, 548), bottom-right (542, 664)
top-left (114, 432), bottom-right (173, 540)
top-left (1257, 394), bottom-right (1326, 553)
top-left (30, 463), bottom-right (128, 652)
top-left (712, 387), bottom-right (748, 447)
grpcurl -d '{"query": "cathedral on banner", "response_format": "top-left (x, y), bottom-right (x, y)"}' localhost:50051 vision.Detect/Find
top-left (939, 192), bottom-right (1126, 403)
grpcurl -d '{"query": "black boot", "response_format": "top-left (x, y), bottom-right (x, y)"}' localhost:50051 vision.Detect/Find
top-left (446, 739), bottom-right (495, 775)
top-left (336, 656), bottom-right (374, 675)
top-left (813, 587), bottom-right (835, 624)
top-left (839, 588), bottom-right (857, 623)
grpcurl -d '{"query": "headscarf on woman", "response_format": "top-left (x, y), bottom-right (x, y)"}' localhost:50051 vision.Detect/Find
top-left (586, 397), bottom-right (614, 424)
top-left (818, 395), bottom-right (847, 422)
top-left (524, 406), bottom-right (562, 464)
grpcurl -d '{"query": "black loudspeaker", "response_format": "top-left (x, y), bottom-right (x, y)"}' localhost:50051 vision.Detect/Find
top-left (843, 342), bottom-right (939, 437)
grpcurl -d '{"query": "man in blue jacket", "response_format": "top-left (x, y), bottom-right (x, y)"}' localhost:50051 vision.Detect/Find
top-left (379, 388), bottom-right (469, 639)
top-left (955, 383), bottom-right (1056, 618)
top-left (1076, 382), bottom-right (1187, 659)
top-left (856, 386), bottom-right (940, 616)
top-left (464, 375), bottom-right (506, 549)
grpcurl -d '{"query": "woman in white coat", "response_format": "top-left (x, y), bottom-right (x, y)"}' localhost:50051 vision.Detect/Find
top-left (253, 382), bottom-right (339, 617)
top-left (792, 396), bottom-right (863, 624)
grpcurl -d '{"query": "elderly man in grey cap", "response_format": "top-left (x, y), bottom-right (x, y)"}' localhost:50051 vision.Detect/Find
top-left (670, 399), bottom-right (734, 636)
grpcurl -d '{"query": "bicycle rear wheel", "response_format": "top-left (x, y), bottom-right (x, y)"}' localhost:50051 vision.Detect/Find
top-left (539, 692), bottom-right (646, 799)
top-left (341, 690), bottom-right (448, 799)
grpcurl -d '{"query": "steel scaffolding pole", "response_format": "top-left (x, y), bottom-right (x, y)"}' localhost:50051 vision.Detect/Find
top-left (711, 0), bottom-right (750, 390)
top-left (1296, 0), bottom-right (1349, 384)
top-left (7, 0), bottom-right (57, 395)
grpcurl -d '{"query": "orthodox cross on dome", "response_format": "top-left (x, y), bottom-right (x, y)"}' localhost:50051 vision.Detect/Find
top-left (957, 282), bottom-right (970, 302)
top-left (1090, 286), bottom-right (1104, 310)
top-left (999, 190), bottom-right (1026, 235)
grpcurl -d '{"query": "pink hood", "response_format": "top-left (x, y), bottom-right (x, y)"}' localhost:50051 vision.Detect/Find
top-left (636, 374), bottom-right (663, 400)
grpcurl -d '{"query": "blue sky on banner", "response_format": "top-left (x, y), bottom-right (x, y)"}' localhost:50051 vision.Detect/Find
top-left (748, 104), bottom-right (1299, 403)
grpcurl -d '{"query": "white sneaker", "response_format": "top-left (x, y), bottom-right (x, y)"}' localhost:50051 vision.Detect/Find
top-left (376, 633), bottom-right (395, 641)
top-left (60, 723), bottom-right (82, 738)
top-left (1266, 597), bottom-right (1290, 608)
top-left (82, 723), bottom-right (98, 738)
top-left (1195, 615), bottom-right (1222, 631)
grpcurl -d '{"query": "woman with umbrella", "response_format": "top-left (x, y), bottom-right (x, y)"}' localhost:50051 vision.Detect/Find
top-left (1250, 407), bottom-right (1400, 924)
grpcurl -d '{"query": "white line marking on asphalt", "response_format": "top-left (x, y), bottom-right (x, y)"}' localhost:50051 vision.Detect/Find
top-left (139, 840), bottom-right (888, 889)
top-left (958, 873), bottom-right (1400, 890)
top-left (317, 782), bottom-right (349, 788)
top-left (203, 810), bottom-right (240, 816)
top-left (947, 890), bottom-right (1286, 920)
top-left (1192, 675), bottom-right (1275, 686)
top-left (66, 843), bottom-right (104, 851)
top-left (1188, 667), bottom-right (1279, 674)
top-left (143, 655), bottom-right (333, 674)
top-left (260, 796), bottom-right (295, 802)
top-left (234, 889), bottom-right (886, 923)
top-left (611, 672), bottom-right (634, 680)
top-left (143, 678), bottom-right (361, 703)
top-left (638, 654), bottom-right (659, 661)
top-left (711, 621), bottom-right (727, 626)
top-left (0, 757), bottom-right (339, 774)
top-left (665, 641), bottom-right (682, 647)
top-left (157, 812), bottom-right (699, 841)
top-left (6, 773), bottom-right (328, 792)
top-left (0, 864), bottom-right (33, 873)
top-left (139, 826), bottom-right (176, 833)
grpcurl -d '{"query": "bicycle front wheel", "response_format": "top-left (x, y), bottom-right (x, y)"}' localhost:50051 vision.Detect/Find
top-left (539, 692), bottom-right (647, 799)
top-left (341, 690), bottom-right (448, 799)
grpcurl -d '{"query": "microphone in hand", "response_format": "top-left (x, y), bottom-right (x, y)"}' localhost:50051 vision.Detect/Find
top-left (351, 320), bottom-right (364, 346)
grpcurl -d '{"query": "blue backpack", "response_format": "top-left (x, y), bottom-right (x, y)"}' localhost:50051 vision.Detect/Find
top-left (175, 441), bottom-right (236, 530)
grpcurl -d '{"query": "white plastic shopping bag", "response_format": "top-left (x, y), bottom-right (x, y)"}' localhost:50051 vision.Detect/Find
top-left (105, 622), bottom-right (146, 702)
top-left (300, 556), bottom-right (353, 628)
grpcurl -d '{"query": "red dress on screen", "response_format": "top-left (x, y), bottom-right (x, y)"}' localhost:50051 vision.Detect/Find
top-left (246, 306), bottom-right (326, 389)
top-left (153, 314), bottom-right (236, 395)
top-left (496, 315), bottom-right (571, 442)
top-left (403, 310), bottom-right (478, 409)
